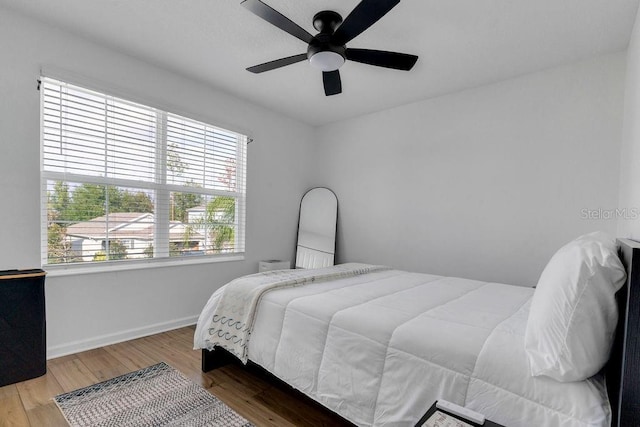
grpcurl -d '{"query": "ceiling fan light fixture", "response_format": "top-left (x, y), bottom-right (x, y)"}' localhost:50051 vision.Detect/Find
top-left (309, 50), bottom-right (345, 72)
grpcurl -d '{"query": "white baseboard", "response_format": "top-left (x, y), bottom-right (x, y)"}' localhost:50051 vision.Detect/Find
top-left (46, 315), bottom-right (199, 360)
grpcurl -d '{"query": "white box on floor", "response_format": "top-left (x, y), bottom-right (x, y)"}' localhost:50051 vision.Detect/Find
top-left (258, 260), bottom-right (291, 272)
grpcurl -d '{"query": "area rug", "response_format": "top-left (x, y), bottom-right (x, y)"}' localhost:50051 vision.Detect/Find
top-left (54, 362), bottom-right (253, 427)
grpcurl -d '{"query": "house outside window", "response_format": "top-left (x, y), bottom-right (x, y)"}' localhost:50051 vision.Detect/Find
top-left (41, 78), bottom-right (247, 269)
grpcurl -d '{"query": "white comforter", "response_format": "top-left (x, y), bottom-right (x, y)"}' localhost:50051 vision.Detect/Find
top-left (194, 268), bottom-right (610, 427)
top-left (203, 264), bottom-right (390, 362)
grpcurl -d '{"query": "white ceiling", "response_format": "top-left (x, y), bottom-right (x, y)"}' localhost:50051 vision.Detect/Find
top-left (2, 0), bottom-right (638, 126)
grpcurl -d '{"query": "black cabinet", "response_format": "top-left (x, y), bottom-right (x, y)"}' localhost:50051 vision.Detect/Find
top-left (0, 269), bottom-right (46, 386)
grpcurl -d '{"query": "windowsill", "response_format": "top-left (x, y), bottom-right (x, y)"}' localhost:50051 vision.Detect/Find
top-left (44, 254), bottom-right (245, 277)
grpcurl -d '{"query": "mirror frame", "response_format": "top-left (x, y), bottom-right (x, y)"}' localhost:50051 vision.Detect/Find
top-left (295, 187), bottom-right (338, 269)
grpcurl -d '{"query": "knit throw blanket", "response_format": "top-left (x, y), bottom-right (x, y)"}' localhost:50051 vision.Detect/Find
top-left (205, 263), bottom-right (390, 363)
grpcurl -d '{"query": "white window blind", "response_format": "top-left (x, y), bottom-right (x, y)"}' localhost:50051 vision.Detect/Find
top-left (41, 77), bottom-right (247, 267)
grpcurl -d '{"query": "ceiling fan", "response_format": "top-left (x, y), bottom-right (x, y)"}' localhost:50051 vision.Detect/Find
top-left (241, 0), bottom-right (418, 96)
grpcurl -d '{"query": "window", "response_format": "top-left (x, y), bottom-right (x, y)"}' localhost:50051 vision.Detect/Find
top-left (41, 78), bottom-right (247, 268)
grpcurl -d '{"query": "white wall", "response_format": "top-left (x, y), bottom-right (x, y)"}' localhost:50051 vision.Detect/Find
top-left (618, 6), bottom-right (640, 239)
top-left (0, 8), bottom-right (316, 357)
top-left (314, 53), bottom-right (626, 286)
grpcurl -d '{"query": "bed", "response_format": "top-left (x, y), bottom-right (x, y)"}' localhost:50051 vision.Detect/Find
top-left (194, 237), bottom-right (640, 426)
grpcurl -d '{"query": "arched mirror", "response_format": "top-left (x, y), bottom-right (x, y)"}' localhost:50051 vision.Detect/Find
top-left (295, 188), bottom-right (338, 269)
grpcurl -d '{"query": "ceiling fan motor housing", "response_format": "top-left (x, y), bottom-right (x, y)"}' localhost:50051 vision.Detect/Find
top-left (308, 11), bottom-right (346, 71)
top-left (308, 34), bottom-right (346, 65)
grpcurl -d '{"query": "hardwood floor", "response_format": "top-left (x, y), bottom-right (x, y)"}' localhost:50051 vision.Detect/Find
top-left (0, 326), bottom-right (353, 426)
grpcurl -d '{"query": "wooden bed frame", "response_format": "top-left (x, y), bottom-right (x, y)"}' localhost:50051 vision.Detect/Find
top-left (202, 238), bottom-right (640, 426)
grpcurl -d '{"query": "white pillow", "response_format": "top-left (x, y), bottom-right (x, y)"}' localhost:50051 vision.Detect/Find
top-left (524, 232), bottom-right (626, 382)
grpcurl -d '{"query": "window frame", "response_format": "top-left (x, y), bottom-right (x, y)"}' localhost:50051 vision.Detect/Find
top-left (40, 76), bottom-right (248, 274)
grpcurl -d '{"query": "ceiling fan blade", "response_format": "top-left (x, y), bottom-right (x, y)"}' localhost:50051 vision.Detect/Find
top-left (346, 48), bottom-right (418, 70)
top-left (241, 0), bottom-right (314, 44)
top-left (247, 53), bottom-right (308, 73)
top-left (332, 0), bottom-right (400, 45)
top-left (323, 70), bottom-right (342, 96)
